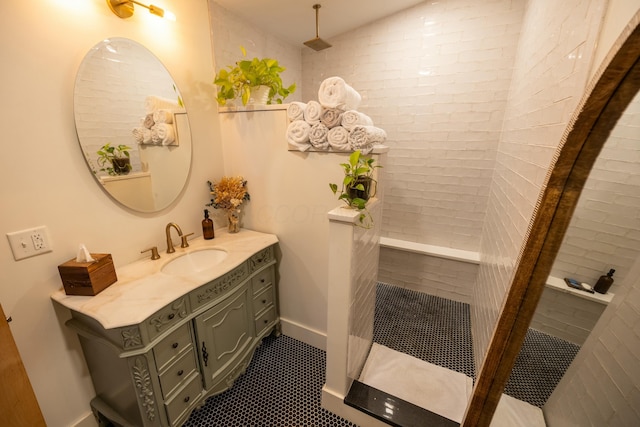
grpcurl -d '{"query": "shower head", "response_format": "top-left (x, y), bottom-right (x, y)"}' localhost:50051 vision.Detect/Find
top-left (304, 4), bottom-right (332, 51)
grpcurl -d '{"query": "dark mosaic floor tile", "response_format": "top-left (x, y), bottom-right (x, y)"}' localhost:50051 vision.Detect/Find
top-left (183, 335), bottom-right (357, 427)
top-left (374, 282), bottom-right (476, 378)
top-left (505, 328), bottom-right (580, 407)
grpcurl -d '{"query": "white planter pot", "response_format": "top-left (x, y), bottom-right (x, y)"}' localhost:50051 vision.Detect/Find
top-left (250, 85), bottom-right (270, 105)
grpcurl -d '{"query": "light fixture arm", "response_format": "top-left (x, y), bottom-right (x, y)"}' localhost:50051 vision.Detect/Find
top-left (106, 0), bottom-right (173, 20)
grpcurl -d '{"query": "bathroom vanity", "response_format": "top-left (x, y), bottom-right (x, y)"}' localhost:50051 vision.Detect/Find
top-left (51, 229), bottom-right (279, 427)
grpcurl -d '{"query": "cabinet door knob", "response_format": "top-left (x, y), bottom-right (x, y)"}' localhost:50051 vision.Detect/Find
top-left (172, 342), bottom-right (179, 349)
top-left (260, 279), bottom-right (265, 283)
top-left (168, 313), bottom-right (175, 320)
top-left (184, 396), bottom-right (190, 403)
top-left (177, 369), bottom-right (184, 376)
top-left (264, 319), bottom-right (269, 324)
top-left (262, 299), bottom-right (267, 304)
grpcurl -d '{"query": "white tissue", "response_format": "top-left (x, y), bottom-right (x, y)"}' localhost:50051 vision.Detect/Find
top-left (76, 244), bottom-right (95, 263)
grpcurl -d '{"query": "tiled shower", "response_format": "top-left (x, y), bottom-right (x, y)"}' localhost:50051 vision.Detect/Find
top-left (211, 0), bottom-right (639, 424)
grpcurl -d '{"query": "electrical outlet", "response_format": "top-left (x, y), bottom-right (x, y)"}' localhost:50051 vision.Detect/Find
top-left (7, 226), bottom-right (52, 261)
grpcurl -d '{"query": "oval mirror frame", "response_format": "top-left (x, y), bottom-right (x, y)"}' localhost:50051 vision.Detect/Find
top-left (463, 12), bottom-right (640, 427)
top-left (73, 38), bottom-right (192, 213)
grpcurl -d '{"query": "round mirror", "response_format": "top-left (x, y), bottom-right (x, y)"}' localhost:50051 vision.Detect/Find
top-left (74, 37), bottom-right (192, 212)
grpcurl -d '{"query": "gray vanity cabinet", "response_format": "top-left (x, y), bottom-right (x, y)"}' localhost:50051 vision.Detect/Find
top-left (65, 244), bottom-right (279, 427)
top-left (194, 283), bottom-right (254, 394)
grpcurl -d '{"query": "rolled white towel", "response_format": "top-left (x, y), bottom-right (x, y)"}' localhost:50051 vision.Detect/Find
top-left (151, 123), bottom-right (176, 146)
top-left (152, 109), bottom-right (174, 124)
top-left (341, 110), bottom-right (373, 131)
top-left (143, 113), bottom-right (155, 129)
top-left (303, 100), bottom-right (322, 125)
top-left (287, 102), bottom-right (307, 122)
top-left (318, 77), bottom-right (361, 110)
top-left (327, 126), bottom-right (350, 151)
top-left (286, 120), bottom-right (312, 152)
top-left (132, 127), bottom-right (152, 145)
top-left (145, 96), bottom-right (179, 114)
top-left (309, 123), bottom-right (329, 150)
top-left (320, 107), bottom-right (344, 129)
top-left (348, 125), bottom-right (387, 154)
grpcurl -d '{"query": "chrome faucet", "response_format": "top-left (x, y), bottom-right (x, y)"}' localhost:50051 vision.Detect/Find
top-left (165, 222), bottom-right (183, 254)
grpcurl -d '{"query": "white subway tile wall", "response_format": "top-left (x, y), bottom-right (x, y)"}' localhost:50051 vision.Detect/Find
top-left (209, 1), bottom-right (302, 103)
top-left (545, 259), bottom-right (640, 425)
top-left (348, 200), bottom-right (383, 380)
top-left (301, 0), bottom-right (526, 252)
top-left (551, 90), bottom-right (640, 293)
top-left (472, 0), bottom-right (607, 368)
top-left (378, 247), bottom-right (478, 304)
top-left (530, 287), bottom-right (606, 345)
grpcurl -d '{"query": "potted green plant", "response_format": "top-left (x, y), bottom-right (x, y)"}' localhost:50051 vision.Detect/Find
top-left (214, 46), bottom-right (296, 106)
top-left (97, 143), bottom-right (132, 176)
top-left (329, 150), bottom-right (381, 227)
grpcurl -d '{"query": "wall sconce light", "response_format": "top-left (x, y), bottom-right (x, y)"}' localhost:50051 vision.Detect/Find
top-left (107, 0), bottom-right (176, 21)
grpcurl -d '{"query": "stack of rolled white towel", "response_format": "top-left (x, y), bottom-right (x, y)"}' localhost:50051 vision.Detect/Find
top-left (132, 96), bottom-right (178, 146)
top-left (286, 77), bottom-right (386, 154)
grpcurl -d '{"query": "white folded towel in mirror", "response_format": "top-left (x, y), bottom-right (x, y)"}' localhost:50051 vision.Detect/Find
top-left (132, 127), bottom-right (152, 145)
top-left (320, 107), bottom-right (344, 129)
top-left (318, 77), bottom-right (361, 110)
top-left (303, 100), bottom-right (322, 125)
top-left (309, 123), bottom-right (330, 150)
top-left (327, 126), bottom-right (351, 151)
top-left (287, 102), bottom-right (307, 122)
top-left (286, 120), bottom-right (312, 152)
top-left (151, 123), bottom-right (176, 146)
top-left (348, 125), bottom-right (387, 154)
top-left (145, 96), bottom-right (179, 114)
top-left (341, 110), bottom-right (373, 131)
top-left (152, 109), bottom-right (174, 124)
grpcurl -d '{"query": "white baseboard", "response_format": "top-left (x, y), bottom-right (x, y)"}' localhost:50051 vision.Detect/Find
top-left (280, 316), bottom-right (327, 350)
top-left (72, 412), bottom-right (98, 427)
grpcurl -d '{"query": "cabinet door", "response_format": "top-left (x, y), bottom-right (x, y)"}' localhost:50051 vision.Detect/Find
top-left (194, 285), bottom-right (253, 390)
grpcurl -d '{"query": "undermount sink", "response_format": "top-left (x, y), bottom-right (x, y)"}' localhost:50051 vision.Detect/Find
top-left (161, 248), bottom-right (228, 275)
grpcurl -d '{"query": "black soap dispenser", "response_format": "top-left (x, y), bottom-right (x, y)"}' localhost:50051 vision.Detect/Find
top-left (202, 209), bottom-right (215, 240)
top-left (593, 269), bottom-right (615, 294)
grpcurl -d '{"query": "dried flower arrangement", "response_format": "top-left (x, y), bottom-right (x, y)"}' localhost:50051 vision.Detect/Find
top-left (207, 177), bottom-right (250, 232)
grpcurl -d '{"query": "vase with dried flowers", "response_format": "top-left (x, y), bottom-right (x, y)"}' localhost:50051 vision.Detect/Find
top-left (207, 177), bottom-right (250, 233)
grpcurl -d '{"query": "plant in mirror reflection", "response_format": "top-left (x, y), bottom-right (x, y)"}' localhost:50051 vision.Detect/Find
top-left (96, 143), bottom-right (132, 176)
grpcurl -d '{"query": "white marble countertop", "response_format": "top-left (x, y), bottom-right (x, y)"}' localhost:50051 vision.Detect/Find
top-left (51, 228), bottom-right (278, 330)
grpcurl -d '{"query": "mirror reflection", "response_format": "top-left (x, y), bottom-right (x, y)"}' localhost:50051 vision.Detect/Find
top-left (505, 82), bottom-right (640, 409)
top-left (74, 37), bottom-right (192, 212)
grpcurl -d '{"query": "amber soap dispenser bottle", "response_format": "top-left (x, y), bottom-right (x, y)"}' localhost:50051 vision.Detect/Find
top-left (202, 209), bottom-right (215, 240)
top-left (594, 268), bottom-right (615, 294)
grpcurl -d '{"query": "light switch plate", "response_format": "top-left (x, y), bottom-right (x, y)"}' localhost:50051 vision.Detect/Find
top-left (7, 226), bottom-right (52, 261)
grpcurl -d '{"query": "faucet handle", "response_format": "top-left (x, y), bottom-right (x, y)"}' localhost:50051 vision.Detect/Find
top-left (180, 233), bottom-right (194, 248)
top-left (141, 246), bottom-right (161, 260)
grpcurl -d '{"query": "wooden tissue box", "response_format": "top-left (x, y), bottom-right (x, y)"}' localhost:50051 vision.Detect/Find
top-left (58, 253), bottom-right (117, 296)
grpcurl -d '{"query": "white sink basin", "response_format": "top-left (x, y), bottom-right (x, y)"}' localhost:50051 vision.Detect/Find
top-left (161, 248), bottom-right (228, 275)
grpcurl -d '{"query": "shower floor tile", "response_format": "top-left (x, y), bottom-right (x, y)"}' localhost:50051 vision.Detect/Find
top-left (358, 343), bottom-right (473, 423)
top-left (356, 344), bottom-right (545, 427)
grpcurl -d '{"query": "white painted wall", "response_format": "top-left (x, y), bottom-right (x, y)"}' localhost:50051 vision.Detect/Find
top-left (217, 107), bottom-right (387, 348)
top-left (0, 0), bottom-right (222, 425)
